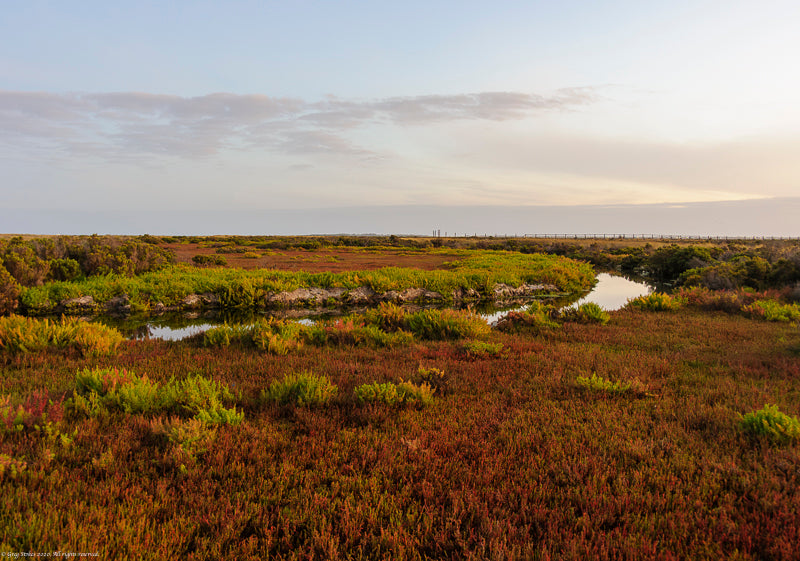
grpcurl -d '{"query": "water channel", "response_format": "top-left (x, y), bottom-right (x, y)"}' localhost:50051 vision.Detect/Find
top-left (102, 273), bottom-right (654, 341)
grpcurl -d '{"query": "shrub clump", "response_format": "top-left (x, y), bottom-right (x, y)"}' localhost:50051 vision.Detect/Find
top-left (739, 404), bottom-right (800, 445)
top-left (354, 380), bottom-right (435, 408)
top-left (626, 293), bottom-right (682, 312)
top-left (0, 315), bottom-right (123, 356)
top-left (577, 373), bottom-right (635, 394)
top-left (461, 340), bottom-right (504, 358)
top-left (0, 264), bottom-right (21, 316)
top-left (494, 302), bottom-right (559, 333)
top-left (261, 371), bottom-right (337, 407)
top-left (363, 302), bottom-right (489, 340)
top-left (414, 366), bottom-right (449, 396)
top-left (69, 367), bottom-right (243, 425)
top-left (404, 308), bottom-right (490, 340)
top-left (562, 302), bottom-right (610, 325)
top-left (741, 300), bottom-right (800, 323)
top-left (192, 254), bottom-right (227, 267)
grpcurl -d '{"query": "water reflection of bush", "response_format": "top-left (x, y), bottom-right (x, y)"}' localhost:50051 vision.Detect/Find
top-left (93, 276), bottom-right (652, 340)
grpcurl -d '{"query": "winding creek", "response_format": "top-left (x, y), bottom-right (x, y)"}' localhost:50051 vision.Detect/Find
top-left (102, 273), bottom-right (654, 341)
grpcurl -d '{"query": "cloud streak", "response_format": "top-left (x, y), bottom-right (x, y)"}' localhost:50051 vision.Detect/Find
top-left (0, 89), bottom-right (595, 159)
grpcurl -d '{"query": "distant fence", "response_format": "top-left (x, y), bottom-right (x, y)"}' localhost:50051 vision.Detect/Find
top-left (523, 234), bottom-right (799, 241)
top-left (432, 233), bottom-right (799, 240)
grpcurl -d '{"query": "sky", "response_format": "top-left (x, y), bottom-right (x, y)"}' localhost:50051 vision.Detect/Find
top-left (2, 0), bottom-right (799, 236)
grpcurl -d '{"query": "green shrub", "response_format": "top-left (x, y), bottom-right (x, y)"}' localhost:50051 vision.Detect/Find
top-left (354, 382), bottom-right (401, 406)
top-left (404, 308), bottom-right (490, 340)
top-left (75, 367), bottom-right (135, 396)
top-left (354, 380), bottom-right (435, 408)
top-left (462, 340), bottom-right (504, 358)
top-left (261, 371), bottom-right (337, 407)
top-left (251, 318), bottom-right (306, 354)
top-left (494, 302), bottom-right (559, 333)
top-left (150, 416), bottom-right (217, 457)
top-left (363, 302), bottom-right (408, 332)
top-left (0, 316), bottom-right (123, 356)
top-left (354, 325), bottom-right (414, 348)
top-left (576, 373), bottom-right (632, 394)
top-left (0, 264), bottom-right (21, 316)
top-left (742, 300), bottom-right (800, 323)
top-left (192, 254), bottom-right (227, 267)
top-left (218, 278), bottom-right (259, 308)
top-left (396, 380), bottom-right (435, 408)
top-left (413, 366), bottom-right (449, 396)
top-left (202, 323), bottom-right (252, 347)
top-left (626, 293), bottom-right (682, 312)
top-left (739, 405), bottom-right (800, 445)
top-left (165, 374), bottom-right (239, 422)
top-left (48, 258), bottom-right (82, 282)
top-left (111, 376), bottom-right (162, 414)
top-left (70, 369), bottom-right (243, 425)
top-left (562, 302), bottom-right (610, 325)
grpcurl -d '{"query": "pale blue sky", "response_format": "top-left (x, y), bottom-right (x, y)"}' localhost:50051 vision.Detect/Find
top-left (2, 1), bottom-right (799, 234)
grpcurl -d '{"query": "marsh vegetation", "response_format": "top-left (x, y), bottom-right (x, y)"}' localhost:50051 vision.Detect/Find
top-left (1, 235), bottom-right (799, 559)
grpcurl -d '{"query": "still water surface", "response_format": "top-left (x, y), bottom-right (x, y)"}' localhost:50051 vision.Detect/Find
top-left (115, 273), bottom-right (653, 341)
top-left (481, 273), bottom-right (652, 325)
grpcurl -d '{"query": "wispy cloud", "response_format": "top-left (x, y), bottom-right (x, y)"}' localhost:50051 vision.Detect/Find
top-left (0, 89), bottom-right (596, 159)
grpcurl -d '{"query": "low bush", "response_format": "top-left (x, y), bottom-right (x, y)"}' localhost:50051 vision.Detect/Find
top-left (0, 264), bottom-right (21, 315)
top-left (562, 302), bottom-right (610, 325)
top-left (742, 300), bottom-right (800, 323)
top-left (150, 416), bottom-right (218, 458)
top-left (192, 254), bottom-right (227, 267)
top-left (494, 302), bottom-right (559, 333)
top-left (69, 368), bottom-right (243, 425)
top-left (739, 405), bottom-right (800, 445)
top-left (576, 373), bottom-right (633, 394)
top-left (396, 380), bottom-right (435, 408)
top-left (677, 287), bottom-right (756, 313)
top-left (354, 380), bottom-right (435, 408)
top-left (354, 382), bottom-right (401, 406)
top-left (251, 319), bottom-right (306, 354)
top-left (413, 366), bottom-right (449, 396)
top-left (626, 293), bottom-right (682, 312)
top-left (462, 340), bottom-right (504, 358)
top-left (0, 315), bottom-right (123, 356)
top-left (165, 374), bottom-right (242, 425)
top-left (404, 308), bottom-right (490, 340)
top-left (362, 302), bottom-right (408, 332)
top-left (261, 371), bottom-right (337, 407)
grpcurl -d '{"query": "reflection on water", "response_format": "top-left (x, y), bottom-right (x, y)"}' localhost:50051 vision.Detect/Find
top-left (98, 273), bottom-right (654, 340)
top-left (481, 273), bottom-right (652, 325)
top-left (568, 273), bottom-right (652, 311)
